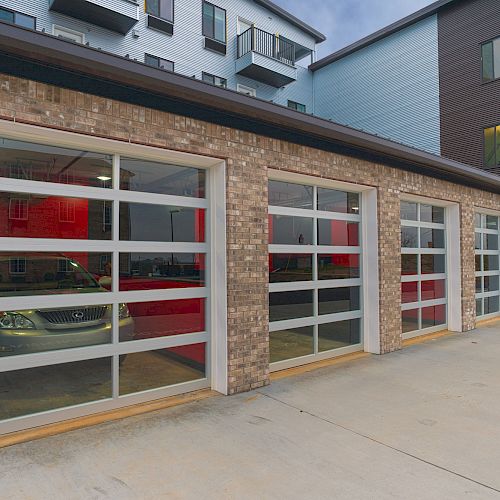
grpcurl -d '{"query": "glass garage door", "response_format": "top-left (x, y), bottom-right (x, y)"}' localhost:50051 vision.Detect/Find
top-left (268, 179), bottom-right (363, 371)
top-left (400, 201), bottom-right (447, 338)
top-left (0, 137), bottom-right (211, 432)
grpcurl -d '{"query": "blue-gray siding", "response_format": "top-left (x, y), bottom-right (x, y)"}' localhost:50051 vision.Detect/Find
top-left (313, 15), bottom-right (441, 155)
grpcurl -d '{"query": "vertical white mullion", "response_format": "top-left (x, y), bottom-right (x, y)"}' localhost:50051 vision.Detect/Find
top-left (312, 186), bottom-right (319, 354)
top-left (205, 168), bottom-right (212, 384)
top-left (112, 153), bottom-right (120, 399)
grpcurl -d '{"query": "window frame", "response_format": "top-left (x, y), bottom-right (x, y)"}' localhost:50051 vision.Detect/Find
top-left (145, 0), bottom-right (174, 24)
top-left (287, 100), bottom-right (307, 113)
top-left (481, 36), bottom-right (500, 83)
top-left (202, 72), bottom-right (227, 88)
top-left (202, 1), bottom-right (227, 45)
top-left (0, 6), bottom-right (36, 30)
top-left (144, 54), bottom-right (174, 73)
top-left (53, 25), bottom-right (86, 44)
top-left (484, 124), bottom-right (500, 169)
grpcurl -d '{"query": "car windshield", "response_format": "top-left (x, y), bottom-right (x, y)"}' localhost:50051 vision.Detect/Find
top-left (0, 255), bottom-right (102, 296)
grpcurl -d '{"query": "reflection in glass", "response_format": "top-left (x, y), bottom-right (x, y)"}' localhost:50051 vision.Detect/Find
top-left (400, 201), bottom-right (417, 221)
top-left (269, 290), bottom-right (313, 322)
top-left (0, 192), bottom-right (112, 240)
top-left (475, 255), bottom-right (482, 272)
top-left (318, 319), bottom-right (361, 351)
top-left (420, 205), bottom-right (445, 224)
top-left (120, 158), bottom-right (205, 198)
top-left (484, 255), bottom-right (499, 271)
top-left (269, 254), bottom-right (313, 283)
top-left (119, 253), bottom-right (205, 290)
top-left (475, 232), bottom-right (482, 250)
top-left (421, 254), bottom-right (445, 274)
top-left (268, 181), bottom-right (313, 209)
top-left (318, 254), bottom-right (360, 280)
top-left (401, 226), bottom-right (418, 248)
top-left (421, 305), bottom-right (446, 329)
top-left (476, 277), bottom-right (482, 293)
top-left (401, 254), bottom-right (418, 275)
top-left (0, 252), bottom-right (112, 296)
top-left (402, 309), bottom-right (419, 333)
top-left (317, 220), bottom-right (359, 246)
top-left (317, 188), bottom-right (359, 214)
top-left (484, 233), bottom-right (499, 250)
top-left (484, 275), bottom-right (499, 292)
top-left (420, 228), bottom-right (445, 248)
top-left (401, 282), bottom-right (418, 304)
top-left (269, 215), bottom-right (313, 245)
top-left (476, 299), bottom-right (483, 317)
top-left (270, 326), bottom-right (314, 363)
top-left (486, 215), bottom-right (499, 230)
top-left (485, 296), bottom-right (500, 315)
top-left (318, 287), bottom-right (360, 315)
top-left (0, 358), bottom-right (111, 420)
top-left (119, 344), bottom-right (206, 395)
top-left (120, 203), bottom-right (205, 242)
top-left (421, 280), bottom-right (446, 301)
top-left (121, 298), bottom-right (205, 341)
top-left (0, 137), bottom-right (112, 188)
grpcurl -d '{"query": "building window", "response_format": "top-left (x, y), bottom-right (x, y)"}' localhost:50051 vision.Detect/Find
top-left (59, 200), bottom-right (76, 223)
top-left (268, 180), bottom-right (363, 369)
top-left (202, 2), bottom-right (226, 44)
top-left (237, 84), bottom-right (256, 97)
top-left (484, 125), bottom-right (500, 168)
top-left (202, 72), bottom-right (227, 88)
top-left (400, 201), bottom-right (447, 337)
top-left (145, 0), bottom-right (174, 23)
top-left (482, 37), bottom-right (500, 83)
top-left (53, 25), bottom-right (85, 44)
top-left (0, 7), bottom-right (35, 30)
top-left (145, 54), bottom-right (174, 72)
top-left (9, 258), bottom-right (26, 275)
top-left (288, 101), bottom-right (306, 113)
top-left (475, 213), bottom-right (500, 318)
top-left (9, 198), bottom-right (28, 221)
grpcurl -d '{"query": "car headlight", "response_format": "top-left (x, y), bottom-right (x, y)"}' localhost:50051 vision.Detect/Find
top-left (0, 312), bottom-right (35, 329)
top-left (118, 303), bottom-right (130, 320)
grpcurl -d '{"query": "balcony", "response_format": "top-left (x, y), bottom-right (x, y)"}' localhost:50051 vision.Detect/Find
top-left (49, 0), bottom-right (138, 35)
top-left (236, 28), bottom-right (298, 88)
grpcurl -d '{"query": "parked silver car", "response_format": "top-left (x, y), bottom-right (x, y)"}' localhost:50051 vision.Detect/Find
top-left (0, 254), bottom-right (134, 356)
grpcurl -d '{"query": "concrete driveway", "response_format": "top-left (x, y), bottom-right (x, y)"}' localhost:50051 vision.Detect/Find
top-left (2, 323), bottom-right (500, 499)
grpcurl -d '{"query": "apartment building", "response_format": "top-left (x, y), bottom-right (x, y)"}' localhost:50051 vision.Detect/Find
top-left (0, 0), bottom-right (500, 438)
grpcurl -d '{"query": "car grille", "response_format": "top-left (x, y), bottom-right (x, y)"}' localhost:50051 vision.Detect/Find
top-left (38, 306), bottom-right (108, 325)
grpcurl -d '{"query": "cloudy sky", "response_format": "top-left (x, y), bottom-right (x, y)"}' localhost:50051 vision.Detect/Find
top-left (272, 0), bottom-right (436, 58)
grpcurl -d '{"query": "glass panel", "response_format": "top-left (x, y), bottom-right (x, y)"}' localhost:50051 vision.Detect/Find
top-left (401, 226), bottom-right (418, 248)
top-left (202, 2), bottom-right (214, 39)
top-left (421, 254), bottom-right (445, 274)
top-left (318, 287), bottom-right (360, 315)
top-left (476, 277), bottom-right (482, 293)
top-left (269, 290), bottom-right (313, 322)
top-left (318, 254), bottom-right (360, 280)
top-left (402, 309), bottom-right (419, 333)
top-left (494, 38), bottom-right (500, 80)
top-left (421, 280), bottom-right (446, 301)
top-left (475, 254), bottom-right (482, 272)
top-left (420, 205), bottom-right (445, 224)
top-left (421, 304), bottom-right (446, 329)
top-left (0, 358), bottom-right (111, 420)
top-left (0, 138), bottom-right (112, 188)
top-left (0, 192), bottom-right (112, 240)
top-left (146, 0), bottom-right (160, 16)
top-left (400, 201), bottom-right (417, 221)
top-left (318, 319), bottom-right (361, 352)
top-left (484, 275), bottom-right (499, 292)
top-left (401, 254), bottom-right (418, 275)
top-left (0, 304), bottom-right (114, 357)
top-left (485, 296), bottom-right (500, 314)
top-left (475, 213), bottom-right (482, 228)
top-left (119, 253), bottom-right (204, 290)
top-left (119, 344), bottom-right (206, 395)
top-left (420, 228), bottom-right (445, 249)
top-left (476, 298), bottom-right (483, 317)
top-left (269, 215), bottom-right (313, 245)
top-left (497, 126), bottom-right (500, 165)
top-left (120, 158), bottom-right (205, 198)
top-left (486, 215), bottom-right (499, 229)
top-left (317, 188), bottom-right (359, 214)
top-left (0, 252), bottom-right (112, 296)
top-left (268, 181), bottom-right (313, 209)
top-left (120, 203), bottom-right (205, 242)
top-left (14, 13), bottom-right (35, 29)
top-left (270, 326), bottom-right (314, 363)
top-left (317, 220), bottom-right (359, 246)
top-left (485, 127), bottom-right (495, 167)
top-left (269, 254), bottom-right (312, 283)
top-left (482, 41), bottom-right (494, 82)
top-left (0, 9), bottom-right (14, 23)
top-left (475, 232), bottom-right (482, 250)
top-left (484, 233), bottom-right (499, 250)
top-left (160, 0), bottom-right (174, 21)
top-left (401, 282), bottom-right (418, 304)
top-left (214, 6), bottom-right (226, 43)
top-left (121, 299), bottom-right (205, 341)
top-left (484, 254), bottom-right (499, 271)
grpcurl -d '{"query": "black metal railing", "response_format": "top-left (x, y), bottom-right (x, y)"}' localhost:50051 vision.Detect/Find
top-left (237, 27), bottom-right (296, 66)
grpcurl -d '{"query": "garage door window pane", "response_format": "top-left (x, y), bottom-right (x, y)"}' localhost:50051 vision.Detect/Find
top-left (318, 254), bottom-right (360, 280)
top-left (485, 296), bottom-right (500, 314)
top-left (270, 326), bottom-right (314, 363)
top-left (402, 309), bottom-right (419, 333)
top-left (317, 188), bottom-right (359, 214)
top-left (401, 254), bottom-right (418, 275)
top-left (401, 282), bottom-right (418, 303)
top-left (421, 280), bottom-right (446, 301)
top-left (400, 201), bottom-right (417, 221)
top-left (421, 254), bottom-right (445, 274)
top-left (420, 228), bottom-right (445, 249)
top-left (476, 277), bottom-right (482, 293)
top-left (318, 319), bottom-right (361, 352)
top-left (421, 305), bottom-right (446, 329)
top-left (401, 226), bottom-right (418, 248)
top-left (0, 358), bottom-right (112, 420)
top-left (120, 203), bottom-right (205, 242)
top-left (484, 255), bottom-right (499, 271)
top-left (120, 158), bottom-right (205, 198)
top-left (269, 290), bottom-right (313, 322)
top-left (0, 192), bottom-right (112, 240)
top-left (486, 215), bottom-right (499, 230)
top-left (0, 138), bottom-right (112, 188)
top-left (269, 215), bottom-right (313, 245)
top-left (269, 254), bottom-right (313, 283)
top-left (119, 344), bottom-right (206, 395)
top-left (420, 205), bottom-right (444, 224)
top-left (484, 233), bottom-right (499, 250)
top-left (318, 287), bottom-right (360, 315)
top-left (268, 181), bottom-right (313, 209)
top-left (476, 299), bottom-right (483, 316)
top-left (119, 253), bottom-right (205, 290)
top-left (317, 220), bottom-right (359, 246)
top-left (484, 275), bottom-right (499, 292)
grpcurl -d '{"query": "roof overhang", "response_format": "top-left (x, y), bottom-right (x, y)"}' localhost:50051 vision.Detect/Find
top-left (0, 22), bottom-right (499, 194)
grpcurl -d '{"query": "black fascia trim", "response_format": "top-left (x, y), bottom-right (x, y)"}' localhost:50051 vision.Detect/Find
top-left (0, 52), bottom-right (498, 194)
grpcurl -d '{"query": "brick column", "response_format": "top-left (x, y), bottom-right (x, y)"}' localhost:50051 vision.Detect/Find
top-left (460, 200), bottom-right (477, 331)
